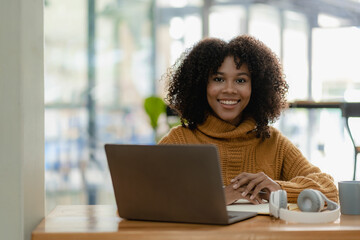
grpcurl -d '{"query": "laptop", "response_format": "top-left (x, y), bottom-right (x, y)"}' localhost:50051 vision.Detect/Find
top-left (105, 144), bottom-right (257, 225)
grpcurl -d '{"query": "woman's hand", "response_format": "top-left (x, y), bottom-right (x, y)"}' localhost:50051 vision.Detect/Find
top-left (224, 184), bottom-right (266, 205)
top-left (230, 172), bottom-right (281, 202)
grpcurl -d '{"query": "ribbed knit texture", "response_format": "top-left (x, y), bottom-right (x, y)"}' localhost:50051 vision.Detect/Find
top-left (159, 114), bottom-right (338, 203)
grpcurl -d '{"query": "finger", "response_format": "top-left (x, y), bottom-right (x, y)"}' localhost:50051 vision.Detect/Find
top-left (232, 186), bottom-right (247, 193)
top-left (245, 190), bottom-right (266, 204)
top-left (245, 195), bottom-right (260, 205)
top-left (226, 185), bottom-right (259, 205)
top-left (258, 196), bottom-right (267, 204)
top-left (231, 172), bottom-right (248, 184)
top-left (242, 175), bottom-right (265, 197)
top-left (230, 173), bottom-right (242, 183)
top-left (238, 172), bottom-right (266, 188)
top-left (242, 172), bottom-right (267, 196)
top-left (224, 185), bottom-right (243, 205)
top-left (250, 176), bottom-right (281, 200)
top-left (232, 173), bottom-right (256, 189)
top-left (250, 182), bottom-right (268, 200)
top-left (259, 189), bottom-right (270, 201)
top-left (255, 195), bottom-right (265, 204)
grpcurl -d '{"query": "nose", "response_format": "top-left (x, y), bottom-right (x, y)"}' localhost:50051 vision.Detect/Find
top-left (222, 81), bottom-right (237, 94)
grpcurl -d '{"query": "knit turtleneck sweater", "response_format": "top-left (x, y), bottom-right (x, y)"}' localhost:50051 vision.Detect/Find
top-left (159, 114), bottom-right (338, 203)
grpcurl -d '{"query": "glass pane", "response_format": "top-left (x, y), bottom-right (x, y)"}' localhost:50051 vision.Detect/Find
top-left (312, 27), bottom-right (360, 101)
top-left (44, 0), bottom-right (88, 214)
top-left (283, 11), bottom-right (308, 101)
top-left (275, 108), bottom-right (354, 182)
top-left (156, 5), bottom-right (202, 95)
top-left (157, 0), bottom-right (202, 7)
top-left (249, 4), bottom-right (281, 56)
top-left (45, 0), bottom-right (155, 213)
top-left (209, 5), bottom-right (246, 41)
top-left (44, 0), bottom-right (87, 106)
top-left (45, 108), bottom-right (88, 212)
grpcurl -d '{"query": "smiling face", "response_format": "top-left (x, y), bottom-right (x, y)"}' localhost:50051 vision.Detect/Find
top-left (206, 56), bottom-right (252, 126)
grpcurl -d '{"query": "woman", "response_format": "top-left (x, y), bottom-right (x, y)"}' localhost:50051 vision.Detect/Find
top-left (159, 35), bottom-right (338, 205)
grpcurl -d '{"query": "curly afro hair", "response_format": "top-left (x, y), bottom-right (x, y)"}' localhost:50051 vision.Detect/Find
top-left (163, 35), bottom-right (288, 139)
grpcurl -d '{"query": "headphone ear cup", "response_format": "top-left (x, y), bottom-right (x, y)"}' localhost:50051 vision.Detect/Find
top-left (269, 190), bottom-right (288, 218)
top-left (297, 189), bottom-right (325, 212)
top-left (278, 190), bottom-right (288, 209)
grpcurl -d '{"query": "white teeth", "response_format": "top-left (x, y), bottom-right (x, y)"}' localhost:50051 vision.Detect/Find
top-left (220, 100), bottom-right (238, 105)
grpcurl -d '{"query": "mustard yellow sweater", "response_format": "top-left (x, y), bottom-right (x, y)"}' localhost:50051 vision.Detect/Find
top-left (159, 114), bottom-right (338, 203)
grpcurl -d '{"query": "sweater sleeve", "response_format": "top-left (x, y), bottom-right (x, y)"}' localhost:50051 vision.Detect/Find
top-left (275, 138), bottom-right (338, 203)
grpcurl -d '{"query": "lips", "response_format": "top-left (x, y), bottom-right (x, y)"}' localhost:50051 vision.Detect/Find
top-left (218, 99), bottom-right (240, 105)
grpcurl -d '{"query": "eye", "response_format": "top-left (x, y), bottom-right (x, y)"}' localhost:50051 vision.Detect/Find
top-left (213, 77), bottom-right (223, 82)
top-left (236, 78), bottom-right (246, 83)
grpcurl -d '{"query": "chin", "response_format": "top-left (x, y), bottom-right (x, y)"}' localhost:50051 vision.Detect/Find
top-left (222, 117), bottom-right (241, 125)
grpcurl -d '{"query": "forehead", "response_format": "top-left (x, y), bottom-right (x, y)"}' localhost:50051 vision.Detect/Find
top-left (216, 56), bottom-right (249, 73)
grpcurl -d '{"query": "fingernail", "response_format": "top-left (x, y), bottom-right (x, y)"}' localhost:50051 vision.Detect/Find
top-left (250, 195), bottom-right (255, 200)
top-left (233, 184), bottom-right (237, 189)
top-left (242, 192), bottom-right (246, 197)
top-left (230, 179), bottom-right (235, 183)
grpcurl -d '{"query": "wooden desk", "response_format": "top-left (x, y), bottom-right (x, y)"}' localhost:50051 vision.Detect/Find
top-left (32, 205), bottom-right (360, 240)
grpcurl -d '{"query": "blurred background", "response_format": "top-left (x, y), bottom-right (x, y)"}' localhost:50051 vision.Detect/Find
top-left (44, 0), bottom-right (360, 213)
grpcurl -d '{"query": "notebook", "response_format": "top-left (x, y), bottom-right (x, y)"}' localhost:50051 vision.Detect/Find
top-left (227, 199), bottom-right (299, 215)
top-left (105, 144), bottom-right (257, 225)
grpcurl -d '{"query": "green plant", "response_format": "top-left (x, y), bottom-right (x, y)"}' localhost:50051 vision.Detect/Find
top-left (143, 96), bottom-right (166, 130)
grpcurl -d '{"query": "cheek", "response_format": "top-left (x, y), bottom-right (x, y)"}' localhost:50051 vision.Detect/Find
top-left (246, 90), bottom-right (252, 99)
top-left (242, 86), bottom-right (252, 99)
top-left (206, 85), bottom-right (217, 98)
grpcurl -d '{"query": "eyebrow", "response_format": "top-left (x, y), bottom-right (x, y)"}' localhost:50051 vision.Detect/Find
top-left (214, 71), bottom-right (250, 77)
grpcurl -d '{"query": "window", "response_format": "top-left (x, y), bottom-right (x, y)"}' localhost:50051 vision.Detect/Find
top-left (45, 1), bottom-right (360, 212)
top-left (283, 11), bottom-right (309, 101)
top-left (313, 27), bottom-right (360, 101)
top-left (45, 0), bottom-right (155, 213)
top-left (209, 5), bottom-right (246, 41)
top-left (249, 4), bottom-right (281, 56)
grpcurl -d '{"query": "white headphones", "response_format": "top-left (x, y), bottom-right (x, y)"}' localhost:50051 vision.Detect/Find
top-left (269, 189), bottom-right (340, 223)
